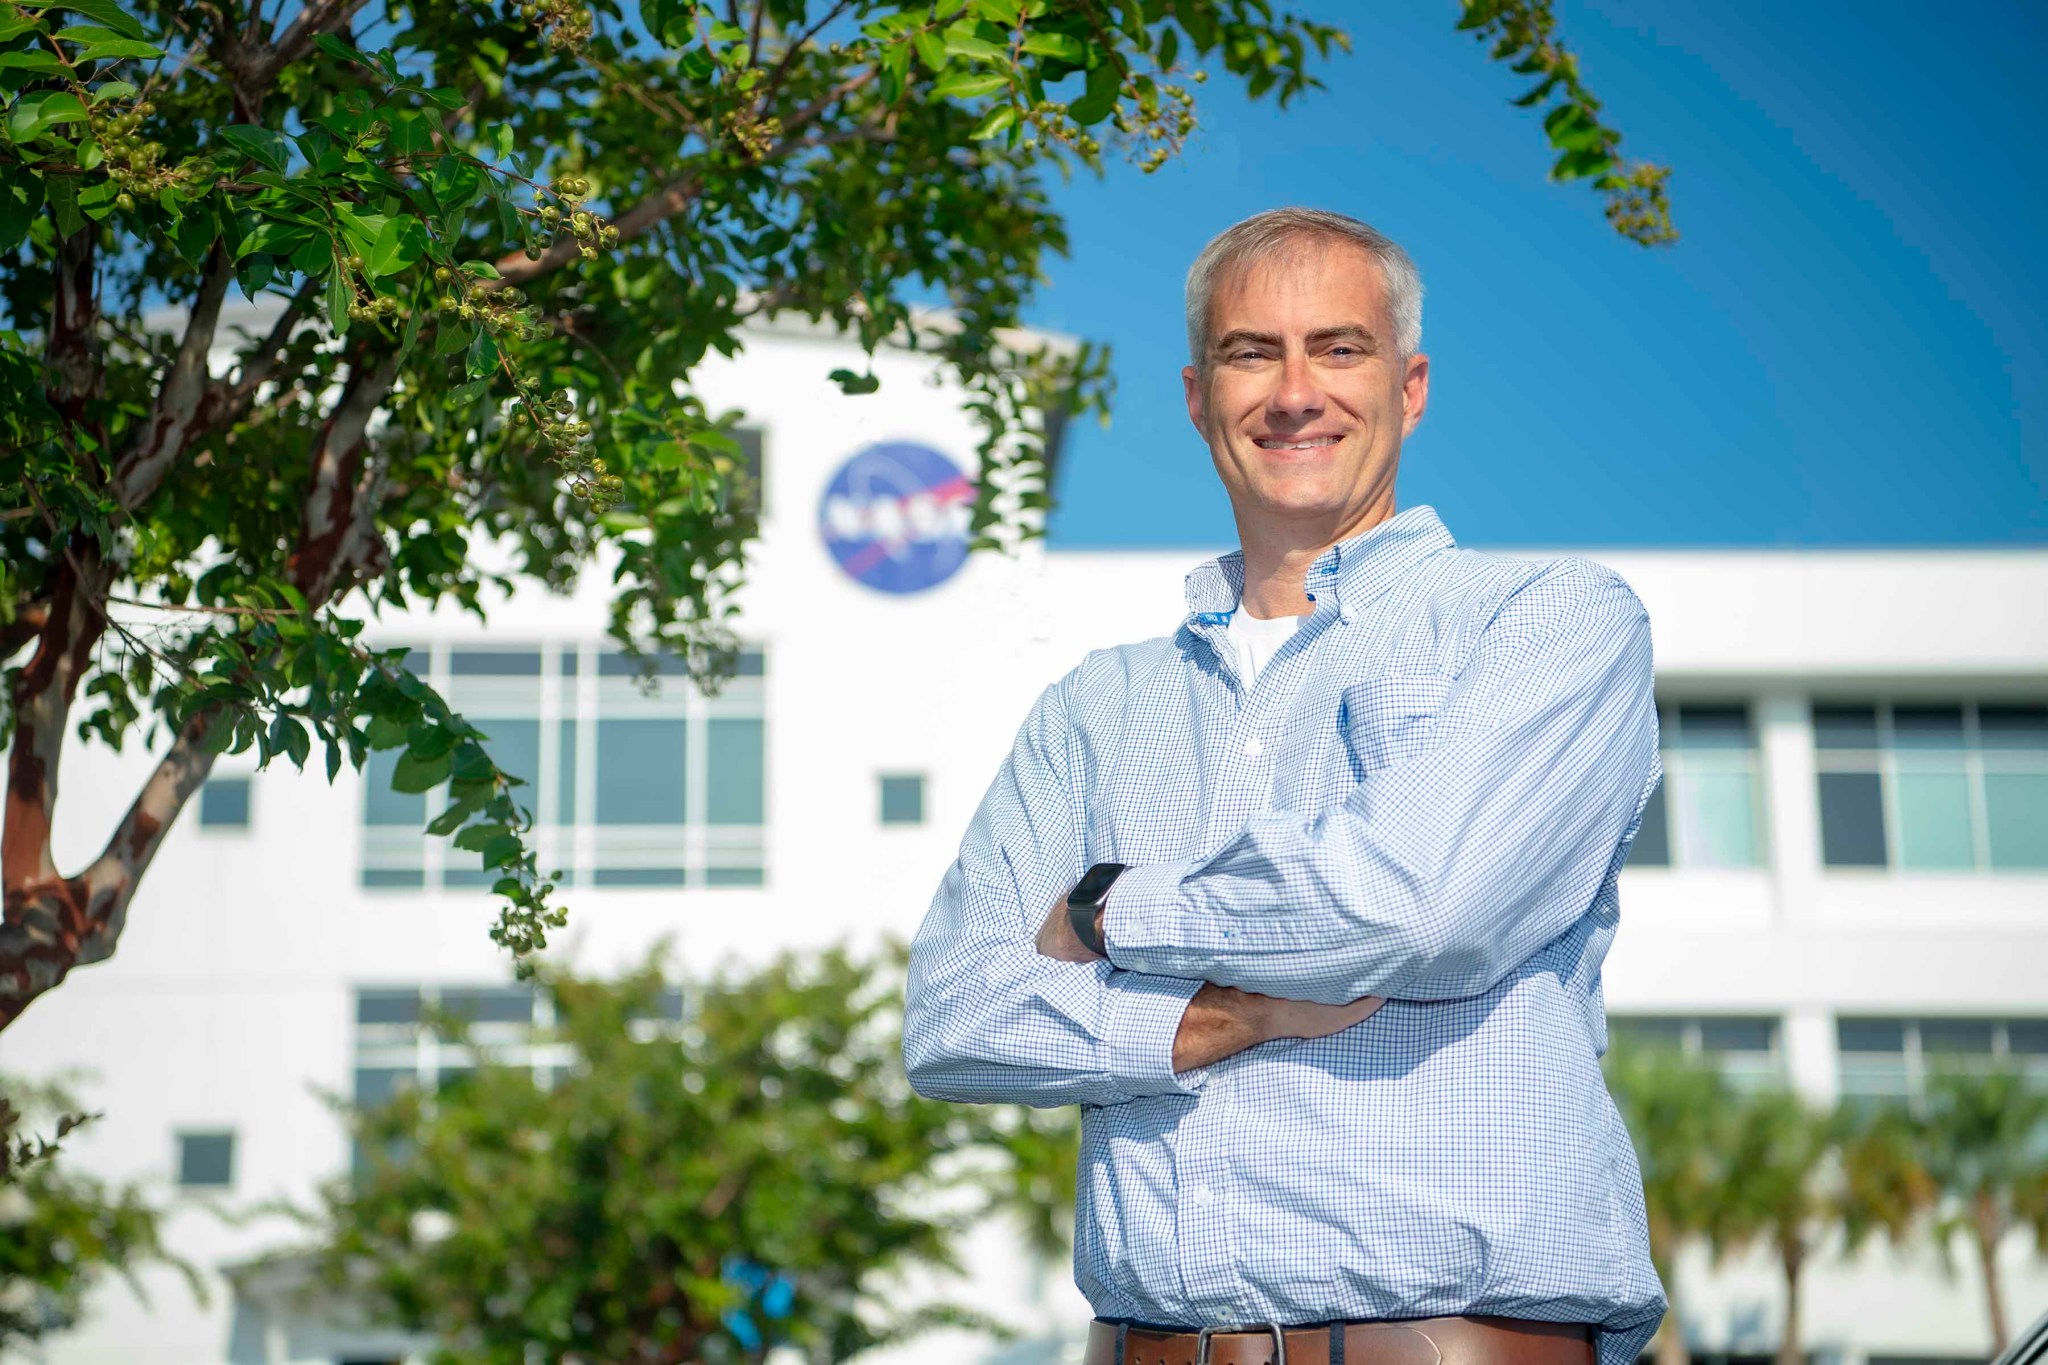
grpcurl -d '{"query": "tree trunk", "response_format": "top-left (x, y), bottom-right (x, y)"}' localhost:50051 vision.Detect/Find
top-left (1777, 1241), bottom-right (1804, 1365)
top-left (1974, 1193), bottom-right (2009, 1355)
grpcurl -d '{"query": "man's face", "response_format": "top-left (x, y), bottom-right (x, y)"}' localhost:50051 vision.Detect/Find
top-left (1183, 240), bottom-right (1429, 540)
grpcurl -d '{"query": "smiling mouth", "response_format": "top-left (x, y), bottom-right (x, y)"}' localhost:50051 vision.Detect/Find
top-left (1253, 435), bottom-right (1343, 451)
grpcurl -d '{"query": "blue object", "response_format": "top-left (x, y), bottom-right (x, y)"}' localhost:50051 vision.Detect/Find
top-left (817, 441), bottom-right (974, 595)
top-left (720, 1255), bottom-right (798, 1350)
top-left (904, 505), bottom-right (1668, 1365)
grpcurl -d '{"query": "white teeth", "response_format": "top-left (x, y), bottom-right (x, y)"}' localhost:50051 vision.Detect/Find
top-left (1256, 437), bottom-right (1339, 451)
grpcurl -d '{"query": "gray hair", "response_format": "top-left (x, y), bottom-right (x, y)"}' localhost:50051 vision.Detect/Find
top-left (1185, 207), bottom-right (1424, 367)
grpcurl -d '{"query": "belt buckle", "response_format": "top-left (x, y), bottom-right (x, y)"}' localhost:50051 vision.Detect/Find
top-left (1195, 1323), bottom-right (1287, 1365)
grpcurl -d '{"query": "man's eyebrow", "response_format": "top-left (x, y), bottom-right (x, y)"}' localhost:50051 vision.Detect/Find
top-left (1306, 324), bottom-right (1380, 352)
top-left (1210, 329), bottom-right (1282, 354)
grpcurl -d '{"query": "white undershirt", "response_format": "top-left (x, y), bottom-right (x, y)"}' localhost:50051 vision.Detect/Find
top-left (1227, 607), bottom-right (1306, 684)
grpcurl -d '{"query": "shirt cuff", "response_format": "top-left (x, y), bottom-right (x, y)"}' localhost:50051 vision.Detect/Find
top-left (1102, 859), bottom-right (1200, 976)
top-left (1101, 968), bottom-right (1209, 1094)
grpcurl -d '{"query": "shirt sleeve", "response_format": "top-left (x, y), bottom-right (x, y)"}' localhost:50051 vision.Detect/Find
top-left (902, 669), bottom-right (1210, 1108)
top-left (1102, 562), bottom-right (1661, 1006)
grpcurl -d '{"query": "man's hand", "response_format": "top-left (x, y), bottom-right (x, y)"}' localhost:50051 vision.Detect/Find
top-left (1035, 896), bottom-right (1104, 962)
top-left (1033, 898), bottom-right (1384, 1071)
top-left (1172, 983), bottom-right (1384, 1072)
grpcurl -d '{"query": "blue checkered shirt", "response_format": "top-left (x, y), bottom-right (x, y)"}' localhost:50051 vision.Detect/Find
top-left (904, 505), bottom-right (1667, 1364)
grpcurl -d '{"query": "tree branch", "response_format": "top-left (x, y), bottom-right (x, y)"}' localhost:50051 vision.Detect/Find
top-left (491, 171), bottom-right (702, 286)
top-left (0, 531), bottom-right (117, 1031)
top-left (110, 241), bottom-right (234, 513)
top-left (43, 226), bottom-right (102, 440)
top-left (284, 348), bottom-right (403, 605)
top-left (0, 602), bottom-right (52, 665)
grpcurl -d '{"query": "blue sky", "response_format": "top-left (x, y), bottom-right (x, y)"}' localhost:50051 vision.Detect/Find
top-left (1029, 0), bottom-right (2046, 548)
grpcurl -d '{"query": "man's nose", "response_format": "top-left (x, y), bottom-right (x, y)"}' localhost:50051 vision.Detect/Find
top-left (1267, 352), bottom-right (1324, 423)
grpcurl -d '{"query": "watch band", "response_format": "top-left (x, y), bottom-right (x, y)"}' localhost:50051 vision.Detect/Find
top-left (1067, 862), bottom-right (1127, 956)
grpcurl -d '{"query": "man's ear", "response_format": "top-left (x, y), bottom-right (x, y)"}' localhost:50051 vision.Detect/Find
top-left (1400, 352), bottom-right (1430, 437)
top-left (1182, 363), bottom-right (1206, 435)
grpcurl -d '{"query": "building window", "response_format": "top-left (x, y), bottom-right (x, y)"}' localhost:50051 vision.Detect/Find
top-left (1815, 702), bottom-right (2048, 871)
top-left (1625, 703), bottom-right (1766, 869)
top-left (1608, 1014), bottom-right (1785, 1091)
top-left (879, 773), bottom-right (926, 826)
top-left (175, 1130), bottom-right (236, 1188)
top-left (198, 776), bottom-right (251, 829)
top-left (350, 981), bottom-right (684, 1154)
top-left (360, 643), bottom-right (767, 890)
top-left (1836, 1015), bottom-right (2048, 1101)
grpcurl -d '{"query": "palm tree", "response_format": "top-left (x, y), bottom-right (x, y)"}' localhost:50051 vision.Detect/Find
top-left (1707, 1089), bottom-right (1833, 1365)
top-left (1912, 1060), bottom-right (2048, 1354)
top-left (1604, 1037), bottom-right (1732, 1365)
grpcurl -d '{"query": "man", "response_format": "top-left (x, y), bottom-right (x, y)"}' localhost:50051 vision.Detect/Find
top-left (903, 207), bottom-right (1666, 1365)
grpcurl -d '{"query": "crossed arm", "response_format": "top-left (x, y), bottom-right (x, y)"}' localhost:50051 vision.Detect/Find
top-left (901, 566), bottom-right (1659, 1109)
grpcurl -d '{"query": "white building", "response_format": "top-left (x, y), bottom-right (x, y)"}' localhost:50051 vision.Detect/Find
top-left (4, 315), bottom-right (2045, 1365)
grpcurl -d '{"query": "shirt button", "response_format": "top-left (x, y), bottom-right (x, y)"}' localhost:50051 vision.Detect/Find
top-left (1243, 736), bottom-right (1263, 758)
top-left (1193, 1185), bottom-right (1215, 1204)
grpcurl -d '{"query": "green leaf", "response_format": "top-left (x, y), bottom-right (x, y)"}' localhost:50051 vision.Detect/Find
top-left (35, 0), bottom-right (146, 39)
top-left (363, 215), bottom-right (425, 277)
top-left (1067, 59), bottom-right (1118, 126)
top-left (0, 165), bottom-right (45, 252)
top-left (1020, 32), bottom-right (1087, 64)
top-left (65, 35), bottom-right (164, 61)
top-left (388, 111), bottom-right (432, 158)
top-left (391, 747), bottom-right (452, 794)
top-left (44, 174), bottom-right (83, 235)
top-left (931, 72), bottom-right (1008, 100)
top-left (912, 30), bottom-right (947, 73)
top-left (75, 175), bottom-right (118, 220)
top-left (310, 32), bottom-right (372, 67)
top-left (219, 124), bottom-right (291, 174)
top-left (827, 368), bottom-right (881, 395)
top-left (327, 268), bottom-right (352, 335)
top-left (478, 833), bottom-right (522, 869)
top-left (334, 204), bottom-right (388, 255)
top-left (237, 219), bottom-right (316, 260)
top-left (0, 51), bottom-right (68, 76)
top-left (89, 79), bottom-right (138, 103)
top-left (466, 329), bottom-right (499, 381)
top-left (944, 31), bottom-right (1009, 63)
top-left (430, 155), bottom-right (482, 211)
top-left (1551, 147), bottom-right (1616, 181)
top-left (8, 91), bottom-right (90, 143)
top-left (969, 104), bottom-right (1017, 141)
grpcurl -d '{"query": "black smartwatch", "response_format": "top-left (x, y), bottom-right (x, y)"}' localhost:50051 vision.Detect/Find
top-left (1066, 862), bottom-right (1127, 957)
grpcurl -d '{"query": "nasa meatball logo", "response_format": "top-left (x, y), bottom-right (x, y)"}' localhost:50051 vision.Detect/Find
top-left (818, 441), bottom-right (974, 595)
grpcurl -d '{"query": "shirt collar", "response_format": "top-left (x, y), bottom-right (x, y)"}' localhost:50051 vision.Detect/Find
top-left (1182, 504), bottom-right (1457, 624)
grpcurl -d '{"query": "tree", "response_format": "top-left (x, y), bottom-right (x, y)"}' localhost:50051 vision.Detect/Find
top-left (1603, 1036), bottom-right (1730, 1365)
top-left (0, 1075), bottom-right (200, 1350)
top-left (1702, 1089), bottom-right (1930, 1365)
top-left (309, 943), bottom-right (1056, 1365)
top-left (1912, 1061), bottom-right (2048, 1355)
top-left (0, 0), bottom-right (1674, 1036)
top-left (1706, 1089), bottom-right (1833, 1365)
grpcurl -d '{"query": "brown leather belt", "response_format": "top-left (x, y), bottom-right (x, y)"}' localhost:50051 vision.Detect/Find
top-left (1085, 1317), bottom-right (1595, 1365)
